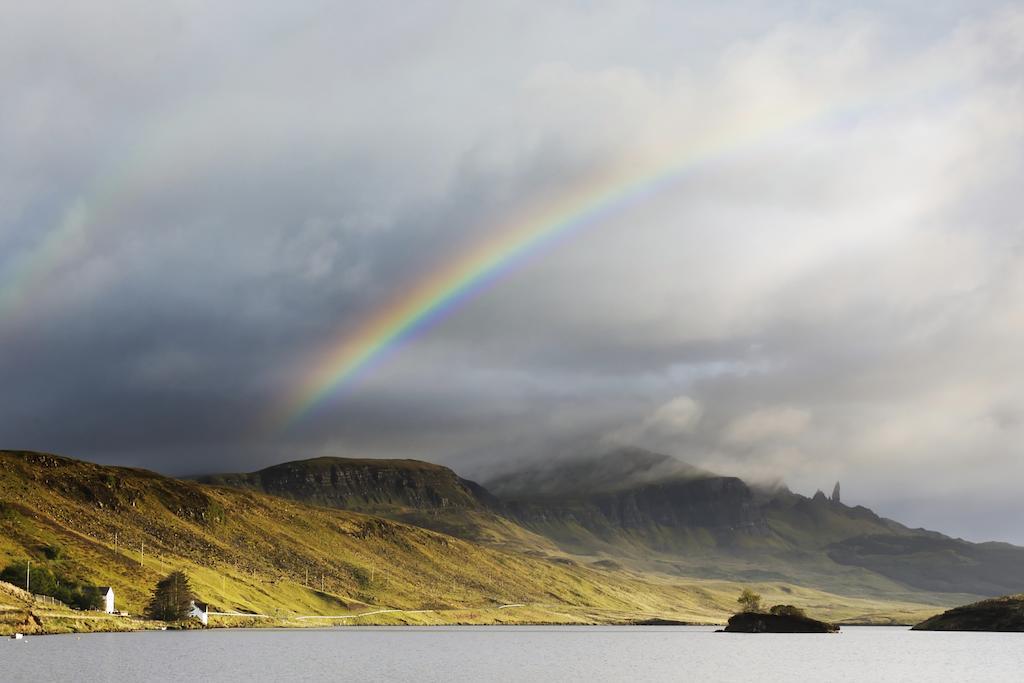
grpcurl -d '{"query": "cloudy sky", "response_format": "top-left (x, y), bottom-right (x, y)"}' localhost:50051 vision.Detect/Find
top-left (2, 1), bottom-right (1022, 542)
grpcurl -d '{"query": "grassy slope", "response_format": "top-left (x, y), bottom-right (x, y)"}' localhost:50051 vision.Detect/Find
top-left (468, 502), bottom-right (979, 608)
top-left (492, 490), bottom-right (997, 606)
top-left (0, 450), bottom-right (941, 633)
top-left (0, 580), bottom-right (158, 635)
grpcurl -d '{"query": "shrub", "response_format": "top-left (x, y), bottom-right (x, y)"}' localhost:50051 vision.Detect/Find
top-left (205, 502), bottom-right (227, 525)
top-left (42, 544), bottom-right (66, 560)
top-left (769, 604), bottom-right (806, 618)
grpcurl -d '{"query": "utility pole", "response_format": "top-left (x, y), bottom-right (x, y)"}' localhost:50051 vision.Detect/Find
top-left (26, 559), bottom-right (30, 592)
top-left (141, 541), bottom-right (145, 567)
top-left (114, 531), bottom-right (118, 556)
top-left (321, 573), bottom-right (324, 592)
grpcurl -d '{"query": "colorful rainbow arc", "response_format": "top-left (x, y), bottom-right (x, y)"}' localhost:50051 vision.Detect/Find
top-left (270, 100), bottom-right (830, 431)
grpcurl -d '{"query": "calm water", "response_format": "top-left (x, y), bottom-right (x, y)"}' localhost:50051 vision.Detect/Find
top-left (3, 626), bottom-right (1022, 682)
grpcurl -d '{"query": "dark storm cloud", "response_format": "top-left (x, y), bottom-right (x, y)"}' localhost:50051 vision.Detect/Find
top-left (2, 1), bottom-right (1023, 540)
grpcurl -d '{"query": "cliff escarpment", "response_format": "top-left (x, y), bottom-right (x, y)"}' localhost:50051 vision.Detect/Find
top-left (199, 457), bottom-right (492, 513)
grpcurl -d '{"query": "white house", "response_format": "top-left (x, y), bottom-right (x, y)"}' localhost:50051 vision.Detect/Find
top-left (98, 587), bottom-right (115, 614)
top-left (189, 600), bottom-right (209, 626)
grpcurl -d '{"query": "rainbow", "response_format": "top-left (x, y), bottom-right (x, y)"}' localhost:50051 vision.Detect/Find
top-left (272, 98), bottom-right (832, 430)
top-left (0, 55), bottom-right (956, 433)
top-left (0, 202), bottom-right (89, 323)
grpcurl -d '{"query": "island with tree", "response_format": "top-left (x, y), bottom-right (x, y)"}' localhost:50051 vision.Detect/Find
top-left (722, 589), bottom-right (839, 633)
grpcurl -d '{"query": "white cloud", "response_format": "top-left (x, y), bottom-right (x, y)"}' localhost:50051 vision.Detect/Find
top-left (723, 407), bottom-right (811, 445)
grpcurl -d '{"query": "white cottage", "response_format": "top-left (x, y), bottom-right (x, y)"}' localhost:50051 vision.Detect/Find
top-left (97, 587), bottom-right (115, 614)
top-left (189, 600), bottom-right (209, 626)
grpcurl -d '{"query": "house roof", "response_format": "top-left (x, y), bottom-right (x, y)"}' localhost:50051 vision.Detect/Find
top-left (97, 587), bottom-right (113, 594)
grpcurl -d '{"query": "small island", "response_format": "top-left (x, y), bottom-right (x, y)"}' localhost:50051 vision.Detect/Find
top-left (912, 594), bottom-right (1024, 631)
top-left (721, 589), bottom-right (839, 633)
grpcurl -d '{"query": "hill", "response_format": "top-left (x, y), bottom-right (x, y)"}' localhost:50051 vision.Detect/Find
top-left (912, 594), bottom-right (1024, 631)
top-left (0, 449), bottom-right (940, 632)
top-left (197, 456), bottom-right (493, 513)
top-left (199, 449), bottom-right (1024, 602)
top-left (195, 457), bottom-right (549, 553)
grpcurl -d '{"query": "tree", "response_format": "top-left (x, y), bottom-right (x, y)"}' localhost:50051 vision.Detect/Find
top-left (769, 604), bottom-right (806, 618)
top-left (737, 588), bottom-right (762, 613)
top-left (145, 570), bottom-right (195, 621)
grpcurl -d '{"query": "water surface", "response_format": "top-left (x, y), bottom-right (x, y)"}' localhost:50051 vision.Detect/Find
top-left (3, 626), bottom-right (1021, 682)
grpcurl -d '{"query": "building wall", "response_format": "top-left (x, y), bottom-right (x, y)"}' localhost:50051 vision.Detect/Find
top-left (190, 605), bottom-right (208, 625)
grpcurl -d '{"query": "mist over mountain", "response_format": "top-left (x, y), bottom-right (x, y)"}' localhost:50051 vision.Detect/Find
top-left (484, 447), bottom-right (712, 498)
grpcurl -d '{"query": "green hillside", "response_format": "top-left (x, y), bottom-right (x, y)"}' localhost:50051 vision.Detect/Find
top-left (0, 450), bottom-right (942, 633)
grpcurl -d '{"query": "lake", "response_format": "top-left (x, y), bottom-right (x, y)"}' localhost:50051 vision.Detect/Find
top-left (3, 626), bottom-right (1022, 681)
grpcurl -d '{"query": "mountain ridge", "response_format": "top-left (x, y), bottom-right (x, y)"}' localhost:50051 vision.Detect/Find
top-left (196, 449), bottom-right (1024, 600)
top-left (197, 456), bottom-right (495, 513)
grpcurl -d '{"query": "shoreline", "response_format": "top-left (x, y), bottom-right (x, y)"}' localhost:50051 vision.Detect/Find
top-left (3, 606), bottom-right (730, 636)
top-left (6, 610), bottom-right (924, 637)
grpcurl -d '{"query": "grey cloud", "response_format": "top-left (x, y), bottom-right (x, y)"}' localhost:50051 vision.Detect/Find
top-left (1, 1), bottom-right (1023, 541)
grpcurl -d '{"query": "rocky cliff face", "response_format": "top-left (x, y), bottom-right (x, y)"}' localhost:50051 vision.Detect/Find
top-left (199, 457), bottom-right (492, 512)
top-left (492, 450), bottom-right (766, 544)
top-left (502, 474), bottom-right (770, 552)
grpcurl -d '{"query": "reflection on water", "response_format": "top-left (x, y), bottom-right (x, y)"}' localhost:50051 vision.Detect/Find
top-left (4, 626), bottom-right (1023, 682)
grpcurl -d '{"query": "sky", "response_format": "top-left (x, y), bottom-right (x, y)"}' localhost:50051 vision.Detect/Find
top-left (2, 1), bottom-right (1023, 542)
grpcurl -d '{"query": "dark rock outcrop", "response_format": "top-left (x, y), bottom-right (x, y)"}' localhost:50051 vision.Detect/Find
top-left (723, 611), bottom-right (839, 633)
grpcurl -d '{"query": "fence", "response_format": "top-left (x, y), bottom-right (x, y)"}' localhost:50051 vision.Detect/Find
top-left (1, 581), bottom-right (68, 609)
top-left (33, 593), bottom-right (67, 608)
